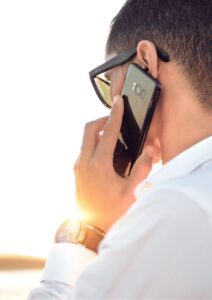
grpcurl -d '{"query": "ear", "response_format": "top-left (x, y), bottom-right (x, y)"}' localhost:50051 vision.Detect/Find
top-left (136, 40), bottom-right (159, 78)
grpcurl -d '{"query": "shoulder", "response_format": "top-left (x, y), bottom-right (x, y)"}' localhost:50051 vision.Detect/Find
top-left (103, 164), bottom-right (212, 251)
top-left (136, 160), bottom-right (212, 218)
top-left (99, 173), bottom-right (212, 298)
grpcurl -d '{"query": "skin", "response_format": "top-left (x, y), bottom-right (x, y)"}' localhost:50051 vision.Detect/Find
top-left (74, 40), bottom-right (212, 233)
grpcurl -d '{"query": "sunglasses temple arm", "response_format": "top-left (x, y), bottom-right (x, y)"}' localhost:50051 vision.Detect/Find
top-left (89, 48), bottom-right (137, 78)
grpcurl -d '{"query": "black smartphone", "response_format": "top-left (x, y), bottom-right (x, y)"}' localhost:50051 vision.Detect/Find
top-left (113, 63), bottom-right (161, 176)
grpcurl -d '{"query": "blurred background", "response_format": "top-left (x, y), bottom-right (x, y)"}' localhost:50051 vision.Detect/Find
top-left (0, 0), bottom-right (125, 298)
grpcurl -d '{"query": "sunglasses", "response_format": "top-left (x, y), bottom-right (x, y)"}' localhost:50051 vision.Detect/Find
top-left (89, 46), bottom-right (170, 108)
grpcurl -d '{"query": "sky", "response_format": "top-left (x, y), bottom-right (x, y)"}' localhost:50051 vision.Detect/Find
top-left (0, 0), bottom-right (125, 257)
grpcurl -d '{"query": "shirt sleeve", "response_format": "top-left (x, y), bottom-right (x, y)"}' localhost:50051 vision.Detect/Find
top-left (28, 280), bottom-right (73, 300)
top-left (27, 243), bottom-right (96, 300)
top-left (28, 187), bottom-right (212, 299)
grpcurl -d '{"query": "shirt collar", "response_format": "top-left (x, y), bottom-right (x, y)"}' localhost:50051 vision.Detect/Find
top-left (135, 136), bottom-right (212, 194)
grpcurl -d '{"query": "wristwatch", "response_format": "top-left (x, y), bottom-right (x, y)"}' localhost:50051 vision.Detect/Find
top-left (55, 219), bottom-right (105, 253)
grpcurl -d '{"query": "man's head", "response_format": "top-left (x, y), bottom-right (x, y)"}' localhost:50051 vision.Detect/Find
top-left (107, 0), bottom-right (212, 110)
top-left (104, 0), bottom-right (212, 163)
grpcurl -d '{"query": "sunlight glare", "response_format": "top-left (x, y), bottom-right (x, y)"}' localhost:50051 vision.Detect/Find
top-left (0, 0), bottom-right (125, 258)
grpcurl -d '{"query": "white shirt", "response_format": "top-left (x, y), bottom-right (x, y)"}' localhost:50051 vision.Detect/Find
top-left (28, 136), bottom-right (212, 299)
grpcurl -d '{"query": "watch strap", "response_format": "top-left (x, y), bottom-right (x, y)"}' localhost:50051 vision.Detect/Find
top-left (55, 219), bottom-right (105, 253)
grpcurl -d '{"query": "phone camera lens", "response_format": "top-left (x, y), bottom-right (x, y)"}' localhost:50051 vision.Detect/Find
top-left (133, 83), bottom-right (141, 96)
top-left (141, 89), bottom-right (146, 99)
top-left (133, 83), bottom-right (146, 99)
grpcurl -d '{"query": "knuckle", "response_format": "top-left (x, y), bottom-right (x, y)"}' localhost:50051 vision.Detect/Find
top-left (90, 157), bottom-right (111, 175)
top-left (103, 123), bottom-right (119, 141)
top-left (84, 121), bottom-right (95, 132)
top-left (103, 121), bottom-right (115, 136)
top-left (74, 159), bottom-right (84, 173)
top-left (89, 158), bottom-right (104, 174)
top-left (102, 125), bottom-right (111, 136)
top-left (73, 161), bottom-right (78, 172)
top-left (89, 158), bottom-right (99, 172)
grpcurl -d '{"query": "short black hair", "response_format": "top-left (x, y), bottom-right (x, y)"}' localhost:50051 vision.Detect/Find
top-left (106, 0), bottom-right (212, 110)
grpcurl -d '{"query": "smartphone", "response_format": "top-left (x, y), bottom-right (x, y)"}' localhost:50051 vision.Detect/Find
top-left (113, 63), bottom-right (161, 176)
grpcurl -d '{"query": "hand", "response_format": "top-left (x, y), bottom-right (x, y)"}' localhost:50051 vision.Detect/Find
top-left (74, 96), bottom-right (160, 232)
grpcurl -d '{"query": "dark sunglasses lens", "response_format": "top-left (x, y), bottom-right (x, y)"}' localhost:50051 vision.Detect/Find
top-left (94, 77), bottom-right (112, 108)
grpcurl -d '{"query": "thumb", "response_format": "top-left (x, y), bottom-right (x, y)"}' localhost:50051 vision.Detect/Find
top-left (128, 145), bottom-right (156, 189)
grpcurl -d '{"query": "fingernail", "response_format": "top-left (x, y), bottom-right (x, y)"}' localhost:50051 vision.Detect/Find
top-left (146, 146), bottom-right (155, 158)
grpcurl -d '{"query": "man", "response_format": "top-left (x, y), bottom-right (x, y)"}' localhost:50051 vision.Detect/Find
top-left (29, 0), bottom-right (212, 299)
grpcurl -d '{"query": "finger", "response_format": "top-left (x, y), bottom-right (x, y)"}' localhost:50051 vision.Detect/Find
top-left (80, 116), bottom-right (108, 162)
top-left (127, 145), bottom-right (158, 189)
top-left (94, 95), bottom-right (124, 162)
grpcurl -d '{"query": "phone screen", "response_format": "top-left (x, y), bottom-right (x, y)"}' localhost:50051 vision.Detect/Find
top-left (113, 63), bottom-right (161, 176)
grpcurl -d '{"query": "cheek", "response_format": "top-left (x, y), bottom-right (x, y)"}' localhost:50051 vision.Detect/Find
top-left (110, 71), bottom-right (125, 100)
top-left (110, 80), bottom-right (124, 100)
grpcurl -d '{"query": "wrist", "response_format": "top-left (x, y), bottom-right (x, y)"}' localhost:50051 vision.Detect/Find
top-left (55, 219), bottom-right (105, 253)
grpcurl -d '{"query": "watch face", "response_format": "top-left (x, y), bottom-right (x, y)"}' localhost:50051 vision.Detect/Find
top-left (55, 219), bottom-right (81, 243)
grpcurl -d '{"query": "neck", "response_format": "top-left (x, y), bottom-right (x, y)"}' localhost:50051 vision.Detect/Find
top-left (161, 124), bottom-right (212, 164)
top-left (159, 64), bottom-right (212, 164)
